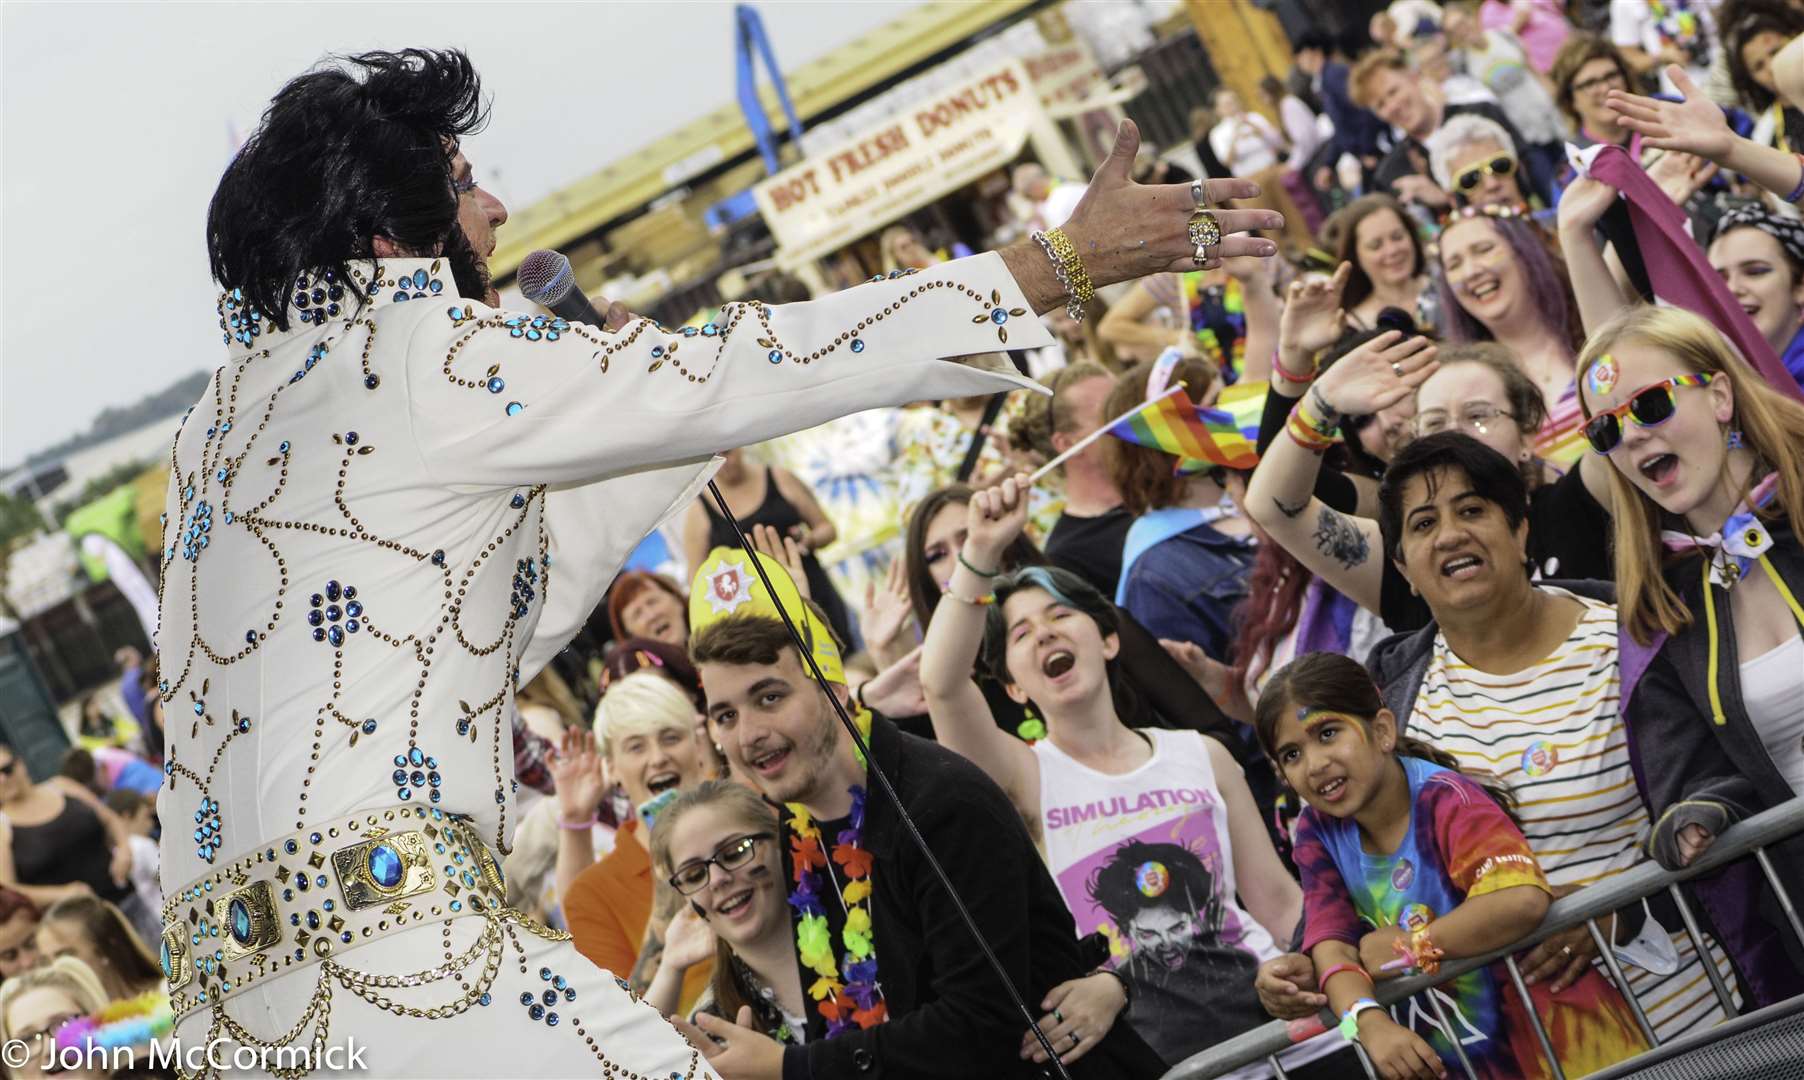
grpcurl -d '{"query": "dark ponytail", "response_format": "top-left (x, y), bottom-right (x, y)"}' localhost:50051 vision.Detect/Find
top-left (1254, 652), bottom-right (1520, 823)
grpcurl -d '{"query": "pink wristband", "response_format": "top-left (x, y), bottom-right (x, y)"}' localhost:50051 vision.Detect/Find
top-left (558, 814), bottom-right (598, 831)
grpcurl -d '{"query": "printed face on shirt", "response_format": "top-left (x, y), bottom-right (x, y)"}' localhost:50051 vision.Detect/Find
top-left (1391, 465), bottom-right (1532, 613)
top-left (1708, 225), bottom-right (1804, 357)
top-left (1356, 206), bottom-right (1419, 291)
top-left (1126, 901), bottom-right (1207, 972)
top-left (1439, 218), bottom-right (1528, 334)
top-left (622, 586), bottom-right (687, 646)
top-left (1578, 341), bottom-right (1737, 523)
top-left (663, 803), bottom-right (787, 947)
top-left (0, 910), bottom-right (41, 979)
top-left (998, 587), bottom-right (1119, 716)
top-left (606, 719), bottom-right (707, 810)
top-left (702, 647), bottom-right (845, 807)
top-left (1267, 706), bottom-right (1397, 819)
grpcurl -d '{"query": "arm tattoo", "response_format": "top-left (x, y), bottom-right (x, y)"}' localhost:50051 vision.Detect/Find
top-left (1312, 507), bottom-right (1370, 570)
top-left (1273, 496), bottom-right (1308, 520)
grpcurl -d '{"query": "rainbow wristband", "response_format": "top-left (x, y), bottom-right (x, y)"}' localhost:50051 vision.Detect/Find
top-left (1788, 154), bottom-right (1804, 204)
top-left (1286, 409), bottom-right (1337, 453)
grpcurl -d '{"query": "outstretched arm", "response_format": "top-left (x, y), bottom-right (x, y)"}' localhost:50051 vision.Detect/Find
top-left (1610, 66), bottom-right (1804, 202)
top-left (918, 475), bottom-right (1040, 816)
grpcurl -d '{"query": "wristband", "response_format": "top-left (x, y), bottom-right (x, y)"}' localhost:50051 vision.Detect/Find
top-left (1338, 998), bottom-right (1383, 1043)
top-left (1302, 386), bottom-right (1342, 432)
top-left (943, 589), bottom-right (995, 607)
top-left (1286, 408), bottom-right (1337, 453)
top-left (854, 680), bottom-right (870, 712)
top-left (1093, 966), bottom-right (1133, 1006)
top-left (1788, 153), bottom-right (1804, 204)
top-left (1274, 348), bottom-right (1317, 384)
top-left (956, 551), bottom-right (1000, 578)
top-left (558, 814), bottom-right (598, 831)
top-left (1318, 962), bottom-right (1372, 989)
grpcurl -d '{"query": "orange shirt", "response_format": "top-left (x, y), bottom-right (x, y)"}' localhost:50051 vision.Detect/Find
top-left (563, 818), bottom-right (712, 1012)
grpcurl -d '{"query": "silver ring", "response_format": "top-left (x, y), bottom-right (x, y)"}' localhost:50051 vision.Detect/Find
top-left (1391, 361), bottom-right (1404, 378)
top-left (1190, 179), bottom-right (1207, 207)
top-left (1560, 945), bottom-right (1574, 958)
top-left (1053, 1009), bottom-right (1064, 1024)
top-left (1069, 1032), bottom-right (1081, 1049)
top-left (1193, 241), bottom-right (1210, 267)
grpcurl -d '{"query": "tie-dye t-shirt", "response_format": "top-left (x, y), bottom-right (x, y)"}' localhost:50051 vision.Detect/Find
top-left (1297, 757), bottom-right (1648, 1079)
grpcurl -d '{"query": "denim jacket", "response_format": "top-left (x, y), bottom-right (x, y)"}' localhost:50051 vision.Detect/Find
top-left (1117, 509), bottom-right (1254, 662)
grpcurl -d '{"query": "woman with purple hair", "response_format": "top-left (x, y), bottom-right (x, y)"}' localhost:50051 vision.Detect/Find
top-left (1433, 204), bottom-right (1590, 466)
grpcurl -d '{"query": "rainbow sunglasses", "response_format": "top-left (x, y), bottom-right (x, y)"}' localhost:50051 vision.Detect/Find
top-left (1583, 372), bottom-right (1716, 455)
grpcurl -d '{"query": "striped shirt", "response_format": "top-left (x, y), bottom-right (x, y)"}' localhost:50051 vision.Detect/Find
top-left (1411, 589), bottom-right (1734, 1041)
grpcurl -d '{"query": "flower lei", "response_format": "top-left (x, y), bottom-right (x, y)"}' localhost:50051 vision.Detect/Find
top-left (1183, 272), bottom-right (1246, 384)
top-left (785, 705), bottom-right (886, 1034)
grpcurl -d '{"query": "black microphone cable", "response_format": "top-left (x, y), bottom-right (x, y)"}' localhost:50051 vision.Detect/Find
top-left (705, 480), bottom-right (1074, 1079)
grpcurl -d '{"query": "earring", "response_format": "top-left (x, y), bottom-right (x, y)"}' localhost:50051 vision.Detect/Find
top-left (1727, 428), bottom-right (1746, 451)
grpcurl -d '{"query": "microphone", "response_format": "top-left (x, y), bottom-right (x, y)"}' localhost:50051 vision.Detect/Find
top-left (518, 249), bottom-right (608, 326)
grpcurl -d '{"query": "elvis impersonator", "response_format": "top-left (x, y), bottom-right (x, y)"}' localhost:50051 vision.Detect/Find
top-left (153, 48), bottom-right (1278, 1077)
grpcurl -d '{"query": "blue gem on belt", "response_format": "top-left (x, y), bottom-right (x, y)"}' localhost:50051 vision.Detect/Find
top-left (369, 843), bottom-right (404, 889)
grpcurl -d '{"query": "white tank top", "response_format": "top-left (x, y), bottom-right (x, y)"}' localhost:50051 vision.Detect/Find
top-left (1035, 728), bottom-right (1286, 1068)
top-left (1741, 633), bottom-right (1804, 796)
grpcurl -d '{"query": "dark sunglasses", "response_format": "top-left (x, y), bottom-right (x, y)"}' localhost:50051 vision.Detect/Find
top-left (1583, 373), bottom-right (1715, 454)
top-left (1455, 155), bottom-right (1516, 192)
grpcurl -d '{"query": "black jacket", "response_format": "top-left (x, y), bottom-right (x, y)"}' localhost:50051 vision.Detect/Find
top-left (1618, 514), bottom-right (1804, 1005)
top-left (780, 716), bottom-right (1166, 1080)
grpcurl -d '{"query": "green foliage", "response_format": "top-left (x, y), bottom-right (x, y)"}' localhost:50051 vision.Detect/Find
top-left (0, 492), bottom-right (46, 548)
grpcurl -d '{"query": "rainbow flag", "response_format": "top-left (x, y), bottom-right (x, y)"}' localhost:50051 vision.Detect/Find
top-left (1175, 382), bottom-right (1266, 475)
top-left (1109, 389), bottom-right (1259, 471)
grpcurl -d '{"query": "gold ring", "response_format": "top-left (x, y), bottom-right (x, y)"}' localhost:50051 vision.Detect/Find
top-left (1193, 241), bottom-right (1212, 267)
top-left (1188, 210), bottom-right (1222, 249)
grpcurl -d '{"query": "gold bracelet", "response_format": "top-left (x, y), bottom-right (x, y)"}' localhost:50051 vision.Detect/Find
top-left (1044, 227), bottom-right (1095, 308)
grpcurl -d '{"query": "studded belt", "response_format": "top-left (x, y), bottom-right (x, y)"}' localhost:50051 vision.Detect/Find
top-left (161, 803), bottom-right (507, 1023)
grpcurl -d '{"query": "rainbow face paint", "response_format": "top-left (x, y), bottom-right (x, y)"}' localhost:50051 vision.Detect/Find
top-left (1586, 353), bottom-right (1620, 398)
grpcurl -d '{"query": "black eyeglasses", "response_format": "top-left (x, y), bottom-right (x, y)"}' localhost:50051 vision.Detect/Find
top-left (1583, 373), bottom-right (1715, 454)
top-left (668, 833), bottom-right (772, 896)
top-left (1572, 70), bottom-right (1627, 95)
top-left (1455, 155), bottom-right (1516, 192)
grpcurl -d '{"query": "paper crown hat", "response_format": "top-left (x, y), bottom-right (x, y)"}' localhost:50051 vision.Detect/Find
top-left (687, 546), bottom-right (845, 684)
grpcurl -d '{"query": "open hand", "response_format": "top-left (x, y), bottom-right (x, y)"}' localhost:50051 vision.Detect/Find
top-left (1279, 262), bottom-right (1352, 363)
top-left (750, 524), bottom-right (811, 601)
top-left (1556, 175), bottom-right (1620, 237)
top-left (1647, 149), bottom-right (1718, 207)
top-left (549, 727), bottom-right (607, 821)
top-left (862, 557), bottom-right (915, 653)
top-left (1362, 1014), bottom-right (1448, 1079)
top-left (861, 647), bottom-right (927, 718)
top-left (1313, 331), bottom-right (1438, 416)
top-left (1608, 66), bottom-right (1734, 163)
top-left (662, 902), bottom-right (718, 972)
top-left (1061, 120), bottom-right (1282, 284)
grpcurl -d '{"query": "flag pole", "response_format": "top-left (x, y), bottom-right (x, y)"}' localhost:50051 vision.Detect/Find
top-left (1026, 383), bottom-right (1187, 487)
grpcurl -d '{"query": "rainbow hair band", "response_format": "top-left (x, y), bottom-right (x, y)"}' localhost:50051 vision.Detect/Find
top-left (688, 545), bottom-right (844, 685)
top-left (53, 991), bottom-right (174, 1055)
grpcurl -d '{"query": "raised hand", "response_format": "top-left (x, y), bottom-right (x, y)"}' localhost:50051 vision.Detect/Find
top-left (1608, 66), bottom-right (1734, 163)
top-left (964, 473), bottom-right (1033, 568)
top-left (1312, 331), bottom-right (1438, 417)
top-left (1061, 120), bottom-right (1283, 283)
top-left (862, 557), bottom-right (915, 654)
top-left (750, 524), bottom-right (811, 601)
top-left (1279, 262), bottom-right (1353, 363)
top-left (661, 902), bottom-right (719, 972)
top-left (550, 727), bottom-right (607, 823)
top-left (1647, 149), bottom-right (1719, 207)
top-left (860, 647), bottom-right (927, 718)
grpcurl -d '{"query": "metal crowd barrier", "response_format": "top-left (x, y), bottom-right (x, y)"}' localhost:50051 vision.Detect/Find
top-left (1161, 797), bottom-right (1804, 1080)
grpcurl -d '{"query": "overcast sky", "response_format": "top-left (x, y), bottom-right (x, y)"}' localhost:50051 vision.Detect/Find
top-left (0, 0), bottom-right (923, 468)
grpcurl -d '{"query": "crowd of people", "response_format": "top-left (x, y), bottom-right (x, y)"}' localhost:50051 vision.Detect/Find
top-left (12, 4), bottom-right (1804, 1079)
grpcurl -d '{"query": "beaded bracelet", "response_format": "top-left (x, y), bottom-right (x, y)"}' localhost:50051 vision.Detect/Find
top-left (1286, 407), bottom-right (1337, 453)
top-left (943, 589), bottom-right (995, 607)
top-left (957, 551), bottom-right (1000, 578)
top-left (1787, 153), bottom-right (1804, 204)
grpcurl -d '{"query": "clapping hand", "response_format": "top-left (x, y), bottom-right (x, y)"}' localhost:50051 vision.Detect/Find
top-left (1312, 331), bottom-right (1438, 417)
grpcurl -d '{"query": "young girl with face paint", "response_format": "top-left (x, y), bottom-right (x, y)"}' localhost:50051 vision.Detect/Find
top-left (920, 475), bottom-right (1346, 1076)
top-left (1256, 652), bottom-right (1649, 1080)
top-left (1577, 305), bottom-right (1804, 1003)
